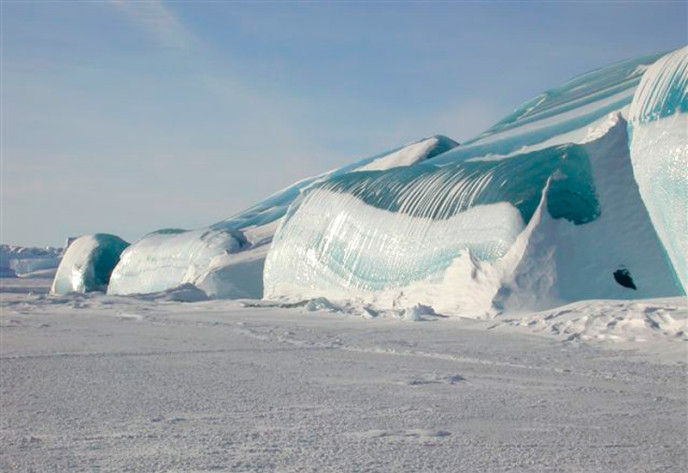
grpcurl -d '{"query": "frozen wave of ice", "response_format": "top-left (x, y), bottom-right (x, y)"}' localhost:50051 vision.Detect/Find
top-left (265, 114), bottom-right (682, 314)
top-left (63, 47), bottom-right (687, 316)
top-left (107, 136), bottom-right (458, 298)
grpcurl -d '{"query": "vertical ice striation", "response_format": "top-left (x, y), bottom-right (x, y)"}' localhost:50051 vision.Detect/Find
top-left (434, 52), bottom-right (664, 163)
top-left (101, 48), bottom-right (685, 311)
top-left (628, 46), bottom-right (688, 291)
top-left (216, 135), bottom-right (459, 231)
top-left (264, 137), bottom-right (604, 307)
top-left (107, 136), bottom-right (458, 297)
top-left (264, 58), bottom-right (685, 313)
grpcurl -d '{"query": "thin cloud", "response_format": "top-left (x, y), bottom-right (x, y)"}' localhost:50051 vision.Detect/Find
top-left (110, 0), bottom-right (195, 50)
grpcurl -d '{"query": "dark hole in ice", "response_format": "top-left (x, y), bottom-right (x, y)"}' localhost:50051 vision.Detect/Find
top-left (613, 268), bottom-right (637, 290)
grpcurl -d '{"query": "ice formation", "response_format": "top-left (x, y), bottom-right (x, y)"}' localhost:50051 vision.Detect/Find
top-left (264, 114), bottom-right (681, 314)
top-left (107, 136), bottom-right (458, 297)
top-left (51, 234), bottom-right (129, 294)
top-left (98, 47), bottom-right (685, 315)
top-left (1, 245), bottom-right (62, 278)
top-left (628, 46), bottom-right (687, 292)
top-left (263, 49), bottom-right (686, 313)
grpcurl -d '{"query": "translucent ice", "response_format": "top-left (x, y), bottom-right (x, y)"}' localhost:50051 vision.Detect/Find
top-left (628, 46), bottom-right (688, 291)
top-left (51, 234), bottom-right (129, 294)
top-left (264, 115), bottom-right (682, 313)
top-left (105, 47), bottom-right (687, 314)
top-left (107, 136), bottom-right (458, 297)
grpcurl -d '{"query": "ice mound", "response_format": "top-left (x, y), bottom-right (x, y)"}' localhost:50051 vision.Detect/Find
top-left (107, 136), bottom-right (458, 298)
top-left (258, 48), bottom-right (686, 315)
top-left (628, 46), bottom-right (688, 291)
top-left (51, 234), bottom-right (129, 294)
top-left (108, 227), bottom-right (247, 296)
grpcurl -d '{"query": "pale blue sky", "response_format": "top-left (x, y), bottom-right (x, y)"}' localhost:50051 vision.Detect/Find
top-left (2, 1), bottom-right (686, 246)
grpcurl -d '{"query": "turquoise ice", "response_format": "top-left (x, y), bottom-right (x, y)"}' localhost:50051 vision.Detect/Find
top-left (51, 234), bottom-right (129, 294)
top-left (99, 47), bottom-right (686, 314)
top-left (628, 46), bottom-right (688, 292)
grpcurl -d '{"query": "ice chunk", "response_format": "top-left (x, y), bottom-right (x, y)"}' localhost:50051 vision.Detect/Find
top-left (628, 46), bottom-right (688, 291)
top-left (351, 135), bottom-right (458, 172)
top-left (97, 49), bottom-right (686, 313)
top-left (51, 234), bottom-right (129, 294)
top-left (108, 228), bottom-right (246, 296)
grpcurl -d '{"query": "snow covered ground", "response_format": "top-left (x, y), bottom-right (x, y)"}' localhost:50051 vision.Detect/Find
top-left (1, 278), bottom-right (686, 472)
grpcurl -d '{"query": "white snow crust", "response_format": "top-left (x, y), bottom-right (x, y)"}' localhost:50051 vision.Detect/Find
top-left (1, 278), bottom-right (686, 471)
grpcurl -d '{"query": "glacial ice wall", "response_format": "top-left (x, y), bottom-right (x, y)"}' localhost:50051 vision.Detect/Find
top-left (107, 136), bottom-right (458, 297)
top-left (264, 140), bottom-right (601, 296)
top-left (628, 46), bottom-right (688, 292)
top-left (51, 234), bottom-right (129, 294)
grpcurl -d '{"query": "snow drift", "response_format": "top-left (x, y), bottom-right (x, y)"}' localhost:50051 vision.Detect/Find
top-left (51, 234), bottom-right (129, 294)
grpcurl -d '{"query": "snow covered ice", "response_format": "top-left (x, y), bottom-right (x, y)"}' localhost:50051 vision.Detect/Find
top-left (1, 277), bottom-right (686, 471)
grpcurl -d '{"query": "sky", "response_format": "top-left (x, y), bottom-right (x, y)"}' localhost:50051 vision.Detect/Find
top-left (2, 1), bottom-right (686, 247)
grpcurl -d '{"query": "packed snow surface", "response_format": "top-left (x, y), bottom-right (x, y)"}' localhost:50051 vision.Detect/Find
top-left (1, 279), bottom-right (686, 472)
top-left (51, 234), bottom-right (129, 294)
